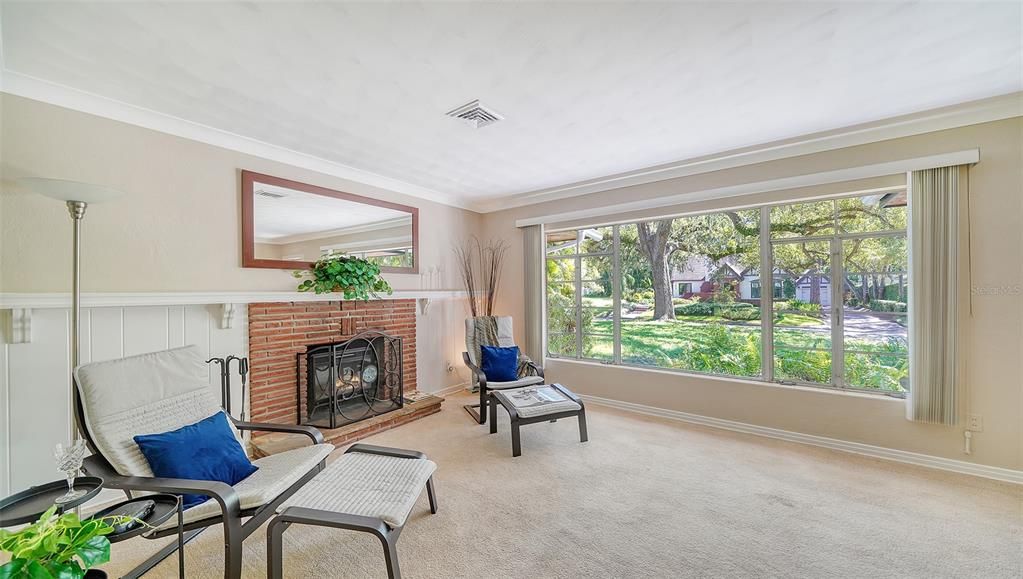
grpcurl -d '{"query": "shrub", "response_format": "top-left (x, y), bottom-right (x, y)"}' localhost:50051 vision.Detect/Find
top-left (676, 302), bottom-right (716, 316)
top-left (627, 289), bottom-right (655, 303)
top-left (776, 349), bottom-right (831, 383)
top-left (668, 324), bottom-right (761, 377)
top-left (711, 285), bottom-right (736, 304)
top-left (868, 299), bottom-right (907, 313)
top-left (787, 299), bottom-right (821, 313)
top-left (720, 306), bottom-right (761, 321)
top-left (845, 352), bottom-right (908, 392)
top-left (676, 301), bottom-right (758, 319)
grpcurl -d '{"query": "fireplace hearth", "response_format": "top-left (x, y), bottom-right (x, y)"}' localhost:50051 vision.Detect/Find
top-left (301, 331), bottom-right (404, 430)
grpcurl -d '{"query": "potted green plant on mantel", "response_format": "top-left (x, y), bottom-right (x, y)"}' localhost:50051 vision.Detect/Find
top-left (294, 253), bottom-right (393, 299)
top-left (0, 506), bottom-right (128, 579)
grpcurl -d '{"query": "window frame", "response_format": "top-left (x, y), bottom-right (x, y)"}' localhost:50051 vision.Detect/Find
top-left (543, 188), bottom-right (909, 398)
top-left (544, 228), bottom-right (617, 363)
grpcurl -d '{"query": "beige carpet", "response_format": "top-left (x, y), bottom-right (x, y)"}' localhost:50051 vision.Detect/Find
top-left (102, 393), bottom-right (1022, 578)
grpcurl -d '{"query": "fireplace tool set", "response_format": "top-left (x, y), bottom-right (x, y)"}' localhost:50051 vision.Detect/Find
top-left (206, 355), bottom-right (250, 420)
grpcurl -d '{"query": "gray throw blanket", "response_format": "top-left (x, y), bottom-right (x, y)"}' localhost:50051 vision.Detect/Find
top-left (468, 316), bottom-right (535, 379)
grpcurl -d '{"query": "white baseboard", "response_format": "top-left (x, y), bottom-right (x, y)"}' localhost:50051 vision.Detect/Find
top-left (579, 394), bottom-right (1023, 485)
top-left (430, 382), bottom-right (469, 398)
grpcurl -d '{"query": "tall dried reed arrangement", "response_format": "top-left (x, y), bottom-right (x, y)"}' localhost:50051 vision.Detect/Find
top-left (455, 236), bottom-right (509, 318)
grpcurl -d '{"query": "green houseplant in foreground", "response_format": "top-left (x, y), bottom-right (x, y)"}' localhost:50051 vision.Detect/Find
top-left (294, 253), bottom-right (393, 300)
top-left (0, 506), bottom-right (131, 579)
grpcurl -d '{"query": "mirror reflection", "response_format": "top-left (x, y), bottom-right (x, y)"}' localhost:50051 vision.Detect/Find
top-left (249, 179), bottom-right (416, 270)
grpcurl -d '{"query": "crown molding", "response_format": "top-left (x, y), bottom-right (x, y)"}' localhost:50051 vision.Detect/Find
top-left (484, 92), bottom-right (1023, 214)
top-left (3, 67), bottom-right (1018, 216)
top-left (0, 70), bottom-right (475, 211)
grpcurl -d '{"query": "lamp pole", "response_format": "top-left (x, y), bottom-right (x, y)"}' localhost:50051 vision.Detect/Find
top-left (67, 200), bottom-right (87, 441)
top-left (17, 177), bottom-right (124, 443)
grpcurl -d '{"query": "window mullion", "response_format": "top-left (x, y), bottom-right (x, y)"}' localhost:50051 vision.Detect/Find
top-left (831, 236), bottom-right (844, 388)
top-left (612, 225), bottom-right (622, 365)
top-left (760, 206), bottom-right (773, 382)
top-left (575, 248), bottom-right (583, 359)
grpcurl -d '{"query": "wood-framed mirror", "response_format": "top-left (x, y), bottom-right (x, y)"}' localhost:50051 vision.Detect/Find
top-left (241, 170), bottom-right (419, 274)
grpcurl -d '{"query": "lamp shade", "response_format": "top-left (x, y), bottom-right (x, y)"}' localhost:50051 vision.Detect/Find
top-left (17, 177), bottom-right (124, 204)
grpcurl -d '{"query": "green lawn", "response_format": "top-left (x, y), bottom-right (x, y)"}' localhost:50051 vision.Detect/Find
top-left (579, 318), bottom-right (907, 392)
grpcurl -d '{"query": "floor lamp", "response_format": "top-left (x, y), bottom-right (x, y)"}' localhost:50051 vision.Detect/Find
top-left (18, 178), bottom-right (123, 442)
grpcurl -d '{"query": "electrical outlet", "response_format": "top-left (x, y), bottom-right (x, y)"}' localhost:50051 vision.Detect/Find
top-left (967, 414), bottom-right (984, 432)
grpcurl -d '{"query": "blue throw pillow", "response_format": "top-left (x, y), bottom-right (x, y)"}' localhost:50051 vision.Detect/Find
top-left (481, 345), bottom-right (520, 383)
top-left (134, 411), bottom-right (258, 509)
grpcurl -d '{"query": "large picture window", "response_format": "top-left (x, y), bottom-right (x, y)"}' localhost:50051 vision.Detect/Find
top-left (544, 190), bottom-right (909, 395)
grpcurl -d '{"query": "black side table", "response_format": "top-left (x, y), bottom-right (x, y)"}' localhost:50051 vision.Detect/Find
top-left (0, 476), bottom-right (104, 527)
top-left (1, 479), bottom-right (185, 579)
top-left (88, 494), bottom-right (185, 579)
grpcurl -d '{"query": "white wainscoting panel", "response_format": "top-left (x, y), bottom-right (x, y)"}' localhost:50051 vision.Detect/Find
top-left (0, 304), bottom-right (248, 498)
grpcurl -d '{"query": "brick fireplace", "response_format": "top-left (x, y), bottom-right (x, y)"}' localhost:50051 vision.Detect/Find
top-left (248, 299), bottom-right (440, 447)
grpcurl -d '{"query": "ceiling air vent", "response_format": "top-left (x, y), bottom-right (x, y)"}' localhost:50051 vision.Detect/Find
top-left (446, 99), bottom-right (503, 129)
top-left (255, 189), bottom-right (287, 199)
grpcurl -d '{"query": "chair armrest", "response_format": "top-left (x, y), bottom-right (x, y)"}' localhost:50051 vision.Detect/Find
top-left (462, 351), bottom-right (487, 388)
top-left (233, 420), bottom-right (324, 444)
top-left (345, 443), bottom-right (427, 460)
top-left (523, 360), bottom-right (545, 379)
top-left (551, 383), bottom-right (583, 405)
top-left (83, 456), bottom-right (241, 517)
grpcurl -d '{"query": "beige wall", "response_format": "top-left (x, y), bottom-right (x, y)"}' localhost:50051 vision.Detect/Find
top-left (0, 94), bottom-right (481, 293)
top-left (484, 117), bottom-right (1023, 471)
top-left (0, 94), bottom-right (482, 393)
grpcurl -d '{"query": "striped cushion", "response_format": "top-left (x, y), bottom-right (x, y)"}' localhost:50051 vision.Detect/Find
top-left (279, 452), bottom-right (437, 528)
top-left (74, 346), bottom-right (243, 476)
top-left (515, 399), bottom-right (581, 418)
top-left (486, 376), bottom-right (544, 390)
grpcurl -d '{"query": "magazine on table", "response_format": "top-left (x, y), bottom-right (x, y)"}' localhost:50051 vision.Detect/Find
top-left (506, 385), bottom-right (567, 408)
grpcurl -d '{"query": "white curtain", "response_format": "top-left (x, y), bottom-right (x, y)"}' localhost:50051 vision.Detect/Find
top-left (907, 166), bottom-right (966, 425)
top-left (522, 224), bottom-right (544, 362)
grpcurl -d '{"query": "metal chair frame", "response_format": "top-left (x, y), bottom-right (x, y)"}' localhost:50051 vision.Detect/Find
top-left (461, 352), bottom-right (544, 424)
top-left (74, 385), bottom-right (326, 579)
top-left (267, 444), bottom-right (438, 579)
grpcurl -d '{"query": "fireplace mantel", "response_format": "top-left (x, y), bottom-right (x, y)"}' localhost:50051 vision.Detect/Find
top-left (0, 290), bottom-right (467, 339)
top-left (0, 290), bottom-right (468, 309)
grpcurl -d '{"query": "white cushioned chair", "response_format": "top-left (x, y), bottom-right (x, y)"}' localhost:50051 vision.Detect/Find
top-left (74, 345), bottom-right (333, 579)
top-left (462, 316), bottom-right (544, 424)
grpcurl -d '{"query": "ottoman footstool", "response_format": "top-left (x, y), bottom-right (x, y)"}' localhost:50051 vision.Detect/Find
top-left (267, 444), bottom-right (437, 579)
top-left (490, 383), bottom-right (588, 457)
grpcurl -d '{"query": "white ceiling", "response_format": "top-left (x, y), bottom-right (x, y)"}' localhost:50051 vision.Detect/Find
top-left (253, 182), bottom-right (410, 242)
top-left (2, 2), bottom-right (1021, 211)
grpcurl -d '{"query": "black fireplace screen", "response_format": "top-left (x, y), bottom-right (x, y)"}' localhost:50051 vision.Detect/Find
top-left (301, 330), bottom-right (404, 429)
